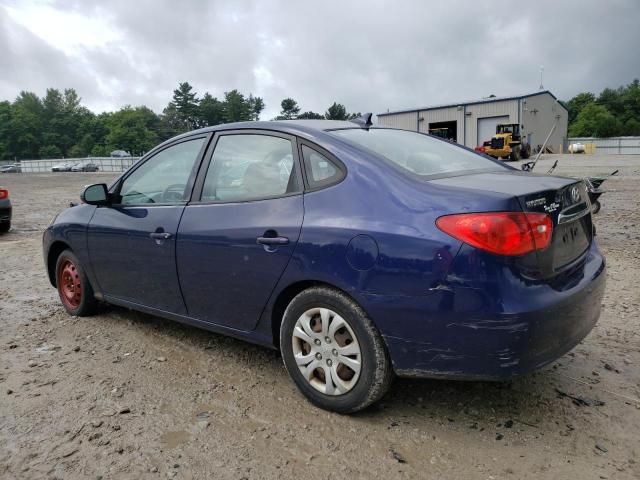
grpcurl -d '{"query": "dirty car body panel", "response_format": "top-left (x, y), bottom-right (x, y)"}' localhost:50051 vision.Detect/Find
top-left (43, 120), bottom-right (606, 380)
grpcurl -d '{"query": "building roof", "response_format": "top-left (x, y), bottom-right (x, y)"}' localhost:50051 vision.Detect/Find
top-left (377, 90), bottom-right (567, 117)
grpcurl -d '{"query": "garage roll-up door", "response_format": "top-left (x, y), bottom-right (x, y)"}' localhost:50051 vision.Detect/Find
top-left (477, 116), bottom-right (509, 145)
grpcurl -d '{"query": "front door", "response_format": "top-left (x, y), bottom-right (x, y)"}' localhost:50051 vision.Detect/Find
top-left (177, 132), bottom-right (304, 330)
top-left (87, 136), bottom-right (208, 314)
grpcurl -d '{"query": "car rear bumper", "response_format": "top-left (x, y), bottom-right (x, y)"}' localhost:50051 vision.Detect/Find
top-left (0, 205), bottom-right (11, 223)
top-left (364, 242), bottom-right (606, 380)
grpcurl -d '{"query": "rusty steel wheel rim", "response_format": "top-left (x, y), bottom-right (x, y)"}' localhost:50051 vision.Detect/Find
top-left (58, 259), bottom-right (82, 309)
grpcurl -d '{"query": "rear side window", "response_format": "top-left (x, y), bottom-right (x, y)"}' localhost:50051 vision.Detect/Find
top-left (201, 134), bottom-right (299, 202)
top-left (330, 128), bottom-right (505, 177)
top-left (301, 145), bottom-right (344, 189)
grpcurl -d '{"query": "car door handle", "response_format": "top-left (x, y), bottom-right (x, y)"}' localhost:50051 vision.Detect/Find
top-left (256, 236), bottom-right (289, 246)
top-left (150, 232), bottom-right (173, 240)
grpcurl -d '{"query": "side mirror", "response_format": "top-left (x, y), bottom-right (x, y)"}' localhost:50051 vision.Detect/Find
top-left (81, 183), bottom-right (109, 205)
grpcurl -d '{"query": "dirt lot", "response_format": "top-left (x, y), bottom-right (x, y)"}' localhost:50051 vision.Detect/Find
top-left (1, 156), bottom-right (639, 479)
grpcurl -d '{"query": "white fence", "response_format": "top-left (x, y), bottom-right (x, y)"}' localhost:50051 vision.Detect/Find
top-left (11, 157), bottom-right (141, 173)
top-left (566, 137), bottom-right (640, 155)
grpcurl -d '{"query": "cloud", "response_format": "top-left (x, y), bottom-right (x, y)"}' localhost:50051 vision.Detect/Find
top-left (1, 0), bottom-right (639, 120)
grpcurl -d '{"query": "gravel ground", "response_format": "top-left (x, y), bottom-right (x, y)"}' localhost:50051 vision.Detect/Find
top-left (1, 156), bottom-right (639, 479)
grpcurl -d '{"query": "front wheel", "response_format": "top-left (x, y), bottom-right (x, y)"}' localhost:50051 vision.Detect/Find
top-left (509, 146), bottom-right (521, 162)
top-left (55, 249), bottom-right (98, 316)
top-left (280, 287), bottom-right (393, 413)
top-left (591, 200), bottom-right (601, 215)
top-left (0, 222), bottom-right (9, 233)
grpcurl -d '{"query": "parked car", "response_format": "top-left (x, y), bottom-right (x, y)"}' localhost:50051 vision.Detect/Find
top-left (71, 162), bottom-right (100, 172)
top-left (0, 164), bottom-right (21, 173)
top-left (110, 150), bottom-right (131, 158)
top-left (51, 162), bottom-right (74, 172)
top-left (43, 118), bottom-right (606, 413)
top-left (0, 187), bottom-right (11, 233)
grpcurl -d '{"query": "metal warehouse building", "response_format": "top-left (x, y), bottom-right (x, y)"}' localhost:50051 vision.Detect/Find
top-left (377, 90), bottom-right (568, 153)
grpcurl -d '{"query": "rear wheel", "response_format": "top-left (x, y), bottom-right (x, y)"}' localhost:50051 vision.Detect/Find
top-left (280, 287), bottom-right (393, 413)
top-left (0, 222), bottom-right (9, 233)
top-left (55, 249), bottom-right (98, 316)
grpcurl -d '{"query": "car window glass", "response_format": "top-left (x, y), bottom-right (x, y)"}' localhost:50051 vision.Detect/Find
top-left (331, 128), bottom-right (504, 177)
top-left (119, 138), bottom-right (204, 205)
top-left (201, 134), bottom-right (297, 202)
top-left (301, 145), bottom-right (342, 188)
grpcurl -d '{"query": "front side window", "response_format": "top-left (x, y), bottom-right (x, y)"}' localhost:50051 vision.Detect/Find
top-left (119, 137), bottom-right (205, 205)
top-left (201, 134), bottom-right (298, 202)
top-left (331, 128), bottom-right (506, 177)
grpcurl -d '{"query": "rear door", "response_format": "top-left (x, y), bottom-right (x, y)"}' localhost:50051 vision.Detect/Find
top-left (177, 131), bottom-right (304, 330)
top-left (87, 135), bottom-right (208, 313)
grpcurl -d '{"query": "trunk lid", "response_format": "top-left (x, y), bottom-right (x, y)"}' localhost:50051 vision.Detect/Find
top-left (430, 171), bottom-right (593, 277)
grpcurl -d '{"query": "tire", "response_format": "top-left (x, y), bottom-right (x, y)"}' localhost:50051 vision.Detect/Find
top-left (509, 146), bottom-right (521, 162)
top-left (280, 286), bottom-right (393, 413)
top-left (591, 200), bottom-right (601, 215)
top-left (521, 144), bottom-right (531, 159)
top-left (55, 249), bottom-right (98, 316)
top-left (0, 222), bottom-right (9, 233)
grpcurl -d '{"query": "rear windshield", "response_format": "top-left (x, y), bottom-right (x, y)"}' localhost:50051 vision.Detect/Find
top-left (330, 128), bottom-right (505, 177)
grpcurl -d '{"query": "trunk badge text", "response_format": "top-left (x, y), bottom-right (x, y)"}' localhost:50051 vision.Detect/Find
top-left (526, 197), bottom-right (546, 208)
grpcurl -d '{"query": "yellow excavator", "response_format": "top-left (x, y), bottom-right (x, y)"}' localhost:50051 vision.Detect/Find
top-left (483, 124), bottom-right (531, 161)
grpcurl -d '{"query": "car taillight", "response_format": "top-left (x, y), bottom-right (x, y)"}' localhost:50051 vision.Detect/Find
top-left (436, 212), bottom-right (553, 256)
top-left (0, 189), bottom-right (8, 200)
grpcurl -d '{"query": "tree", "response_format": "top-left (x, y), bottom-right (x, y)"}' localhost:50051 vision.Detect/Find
top-left (597, 87), bottom-right (625, 119)
top-left (0, 101), bottom-right (12, 160)
top-left (172, 82), bottom-right (200, 129)
top-left (276, 98), bottom-right (300, 120)
top-left (198, 93), bottom-right (224, 126)
top-left (9, 91), bottom-right (44, 159)
top-left (565, 92), bottom-right (596, 124)
top-left (160, 103), bottom-right (190, 139)
top-left (569, 103), bottom-right (621, 137)
top-left (0, 83), bottom-right (270, 159)
top-left (39, 145), bottom-right (62, 158)
top-left (106, 106), bottom-right (160, 155)
top-left (297, 111), bottom-right (324, 119)
top-left (248, 95), bottom-right (265, 121)
top-left (623, 118), bottom-right (640, 136)
top-left (223, 89), bottom-right (253, 123)
top-left (325, 102), bottom-right (348, 120)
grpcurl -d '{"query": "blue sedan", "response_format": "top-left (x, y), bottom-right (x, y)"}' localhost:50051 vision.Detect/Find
top-left (43, 116), bottom-right (606, 413)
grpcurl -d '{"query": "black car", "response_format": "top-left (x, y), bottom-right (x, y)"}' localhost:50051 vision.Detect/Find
top-left (0, 187), bottom-right (11, 233)
top-left (71, 162), bottom-right (100, 172)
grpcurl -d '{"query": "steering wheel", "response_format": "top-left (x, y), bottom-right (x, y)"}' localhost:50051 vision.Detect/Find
top-left (162, 184), bottom-right (187, 202)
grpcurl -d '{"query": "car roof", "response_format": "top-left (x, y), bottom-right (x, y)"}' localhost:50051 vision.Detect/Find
top-left (147, 119), bottom-right (393, 160)
top-left (190, 119), bottom-right (359, 135)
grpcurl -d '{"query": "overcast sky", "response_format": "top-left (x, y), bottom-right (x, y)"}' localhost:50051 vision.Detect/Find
top-left (1, 0), bottom-right (639, 120)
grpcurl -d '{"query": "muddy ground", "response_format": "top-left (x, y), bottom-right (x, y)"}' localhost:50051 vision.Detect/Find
top-left (0, 155), bottom-right (639, 479)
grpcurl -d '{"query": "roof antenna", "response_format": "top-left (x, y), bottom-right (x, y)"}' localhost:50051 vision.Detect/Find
top-left (539, 65), bottom-right (544, 90)
top-left (350, 113), bottom-right (373, 129)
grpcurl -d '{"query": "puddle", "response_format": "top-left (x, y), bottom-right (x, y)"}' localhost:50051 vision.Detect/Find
top-left (160, 430), bottom-right (191, 449)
